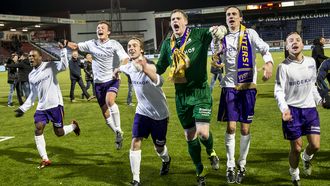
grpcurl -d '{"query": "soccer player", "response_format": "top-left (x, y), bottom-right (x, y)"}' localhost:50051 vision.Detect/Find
top-left (13, 44), bottom-right (80, 169)
top-left (156, 9), bottom-right (220, 186)
top-left (274, 32), bottom-right (321, 186)
top-left (215, 6), bottom-right (273, 183)
top-left (115, 37), bottom-right (171, 186)
top-left (65, 21), bottom-right (129, 149)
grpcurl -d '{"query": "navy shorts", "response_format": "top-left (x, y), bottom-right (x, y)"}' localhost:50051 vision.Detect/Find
top-left (282, 106), bottom-right (320, 140)
top-left (34, 105), bottom-right (64, 128)
top-left (95, 79), bottom-right (120, 107)
top-left (217, 87), bottom-right (257, 123)
top-left (132, 113), bottom-right (168, 147)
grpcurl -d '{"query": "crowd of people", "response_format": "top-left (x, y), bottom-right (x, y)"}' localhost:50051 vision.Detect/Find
top-left (4, 6), bottom-right (330, 186)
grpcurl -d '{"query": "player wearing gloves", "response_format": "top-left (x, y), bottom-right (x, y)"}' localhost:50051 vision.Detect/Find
top-left (14, 44), bottom-right (80, 169)
top-left (274, 32), bottom-right (321, 186)
top-left (156, 9), bottom-right (220, 186)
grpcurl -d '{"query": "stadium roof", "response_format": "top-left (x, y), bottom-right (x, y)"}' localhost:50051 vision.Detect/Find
top-left (1, 0), bottom-right (272, 15)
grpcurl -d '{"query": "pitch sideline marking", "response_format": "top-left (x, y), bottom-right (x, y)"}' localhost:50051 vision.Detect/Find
top-left (0, 136), bottom-right (15, 142)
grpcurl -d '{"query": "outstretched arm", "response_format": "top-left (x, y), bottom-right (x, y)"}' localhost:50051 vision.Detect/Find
top-left (63, 40), bottom-right (78, 50)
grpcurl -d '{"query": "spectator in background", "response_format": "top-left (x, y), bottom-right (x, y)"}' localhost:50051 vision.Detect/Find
top-left (68, 50), bottom-right (92, 102)
top-left (82, 53), bottom-right (95, 99)
top-left (5, 53), bottom-right (18, 107)
top-left (6, 53), bottom-right (33, 105)
top-left (312, 37), bottom-right (328, 70)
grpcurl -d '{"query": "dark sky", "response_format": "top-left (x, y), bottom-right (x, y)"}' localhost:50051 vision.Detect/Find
top-left (1, 0), bottom-right (273, 16)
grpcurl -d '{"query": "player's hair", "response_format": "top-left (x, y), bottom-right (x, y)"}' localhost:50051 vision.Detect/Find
top-left (286, 31), bottom-right (301, 41)
top-left (22, 53), bottom-right (29, 58)
top-left (170, 9), bottom-right (188, 20)
top-left (30, 49), bottom-right (42, 57)
top-left (97, 20), bottom-right (112, 32)
top-left (128, 37), bottom-right (144, 54)
top-left (225, 6), bottom-right (243, 17)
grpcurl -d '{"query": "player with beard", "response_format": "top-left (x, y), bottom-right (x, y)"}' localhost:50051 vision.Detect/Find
top-left (14, 44), bottom-right (81, 169)
top-left (65, 21), bottom-right (129, 150)
top-left (155, 9), bottom-right (220, 186)
top-left (214, 6), bottom-right (273, 184)
top-left (275, 32), bottom-right (322, 186)
top-left (114, 37), bottom-right (171, 186)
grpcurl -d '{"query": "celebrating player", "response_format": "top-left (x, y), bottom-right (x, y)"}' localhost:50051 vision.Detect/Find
top-left (115, 37), bottom-right (171, 186)
top-left (65, 21), bottom-right (129, 149)
top-left (215, 6), bottom-right (274, 184)
top-left (156, 9), bottom-right (220, 186)
top-left (275, 32), bottom-right (321, 186)
top-left (14, 44), bottom-right (80, 169)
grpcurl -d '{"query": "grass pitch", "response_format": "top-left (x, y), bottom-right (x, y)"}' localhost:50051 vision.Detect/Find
top-left (0, 50), bottom-right (329, 186)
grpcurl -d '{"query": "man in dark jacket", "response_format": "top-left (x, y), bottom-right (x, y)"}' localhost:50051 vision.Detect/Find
top-left (5, 53), bottom-right (18, 107)
top-left (312, 37), bottom-right (328, 70)
top-left (82, 53), bottom-right (95, 99)
top-left (69, 50), bottom-right (91, 102)
top-left (317, 58), bottom-right (330, 109)
top-left (6, 53), bottom-right (33, 105)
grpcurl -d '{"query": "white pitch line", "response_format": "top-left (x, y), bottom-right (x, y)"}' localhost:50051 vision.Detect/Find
top-left (0, 136), bottom-right (15, 142)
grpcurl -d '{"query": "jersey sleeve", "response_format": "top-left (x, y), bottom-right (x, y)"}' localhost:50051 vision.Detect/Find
top-left (114, 41), bottom-right (129, 61)
top-left (54, 48), bottom-right (69, 72)
top-left (78, 40), bottom-right (91, 53)
top-left (156, 40), bottom-right (171, 75)
top-left (274, 63), bottom-right (289, 113)
top-left (249, 29), bottom-right (274, 64)
top-left (119, 64), bottom-right (129, 75)
top-left (19, 81), bottom-right (37, 112)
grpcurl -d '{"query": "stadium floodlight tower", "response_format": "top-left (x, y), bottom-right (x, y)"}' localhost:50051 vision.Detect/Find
top-left (110, 0), bottom-right (123, 34)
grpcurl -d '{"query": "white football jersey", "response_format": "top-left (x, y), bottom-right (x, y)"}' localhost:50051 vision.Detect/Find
top-left (78, 39), bottom-right (129, 83)
top-left (220, 28), bottom-right (273, 88)
top-left (119, 61), bottom-right (169, 120)
top-left (274, 56), bottom-right (322, 113)
top-left (20, 48), bottom-right (68, 112)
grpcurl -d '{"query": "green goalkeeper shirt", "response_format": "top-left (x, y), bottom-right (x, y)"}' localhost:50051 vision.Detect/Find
top-left (156, 28), bottom-right (212, 91)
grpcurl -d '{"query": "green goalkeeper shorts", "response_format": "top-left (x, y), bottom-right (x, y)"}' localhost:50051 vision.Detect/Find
top-left (175, 86), bottom-right (212, 129)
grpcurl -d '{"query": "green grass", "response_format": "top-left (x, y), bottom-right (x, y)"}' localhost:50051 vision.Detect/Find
top-left (0, 49), bottom-right (330, 186)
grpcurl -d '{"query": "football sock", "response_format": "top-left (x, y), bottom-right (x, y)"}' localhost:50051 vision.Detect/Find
top-left (225, 133), bottom-right (236, 168)
top-left (156, 145), bottom-right (170, 162)
top-left (303, 149), bottom-right (314, 161)
top-left (238, 134), bottom-right (251, 167)
top-left (110, 103), bottom-right (121, 132)
top-left (289, 167), bottom-right (300, 181)
top-left (105, 117), bottom-right (116, 132)
top-left (187, 138), bottom-right (203, 175)
top-left (63, 124), bottom-right (76, 136)
top-left (130, 150), bottom-right (141, 182)
top-left (35, 134), bottom-right (48, 160)
top-left (199, 131), bottom-right (214, 156)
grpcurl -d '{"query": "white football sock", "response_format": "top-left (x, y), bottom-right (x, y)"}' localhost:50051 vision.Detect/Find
top-left (110, 104), bottom-right (121, 132)
top-left (303, 149), bottom-right (314, 161)
top-left (156, 145), bottom-right (170, 162)
top-left (238, 134), bottom-right (251, 167)
top-left (35, 134), bottom-right (48, 160)
top-left (225, 133), bottom-right (236, 168)
top-left (106, 117), bottom-right (116, 132)
top-left (130, 150), bottom-right (141, 182)
top-left (63, 124), bottom-right (76, 136)
top-left (289, 167), bottom-right (300, 181)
